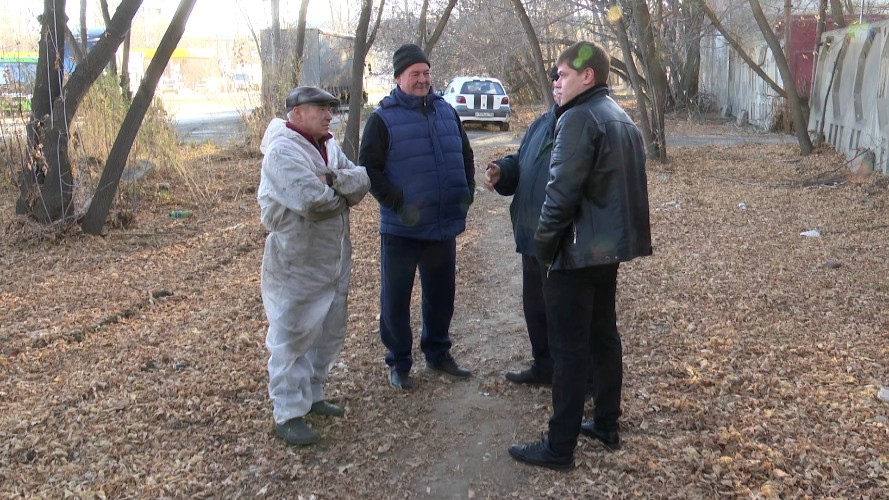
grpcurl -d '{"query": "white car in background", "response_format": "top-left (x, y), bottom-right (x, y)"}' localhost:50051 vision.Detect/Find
top-left (441, 76), bottom-right (511, 131)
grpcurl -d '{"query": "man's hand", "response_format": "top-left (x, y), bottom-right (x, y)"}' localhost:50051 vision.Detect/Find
top-left (317, 173), bottom-right (334, 187)
top-left (483, 162), bottom-right (501, 192)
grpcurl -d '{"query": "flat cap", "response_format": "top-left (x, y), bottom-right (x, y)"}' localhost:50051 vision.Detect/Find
top-left (285, 86), bottom-right (339, 109)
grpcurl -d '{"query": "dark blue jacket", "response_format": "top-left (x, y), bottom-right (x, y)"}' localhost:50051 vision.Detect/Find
top-left (360, 87), bottom-right (474, 241)
top-left (492, 105), bottom-right (556, 257)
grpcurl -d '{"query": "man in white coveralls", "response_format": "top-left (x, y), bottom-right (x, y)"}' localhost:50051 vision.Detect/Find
top-left (258, 86), bottom-right (371, 446)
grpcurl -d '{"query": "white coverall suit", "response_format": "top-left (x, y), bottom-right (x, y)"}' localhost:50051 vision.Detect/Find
top-left (258, 118), bottom-right (370, 425)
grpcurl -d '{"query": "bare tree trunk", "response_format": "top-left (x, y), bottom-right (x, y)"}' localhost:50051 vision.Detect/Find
top-left (829, 0), bottom-right (847, 28)
top-left (120, 32), bottom-right (132, 101)
top-left (342, 0), bottom-right (373, 162)
top-left (748, 0), bottom-right (812, 154)
top-left (420, 0), bottom-right (457, 56)
top-left (80, 0), bottom-right (88, 48)
top-left (812, 0), bottom-right (828, 75)
top-left (19, 0), bottom-right (144, 223)
top-left (366, 0), bottom-right (386, 51)
top-left (613, 13), bottom-right (657, 159)
top-left (628, 0), bottom-right (669, 163)
top-left (99, 0), bottom-right (119, 76)
top-left (17, 0), bottom-right (67, 216)
top-left (675, 0), bottom-right (704, 108)
top-left (271, 0), bottom-right (281, 55)
top-left (260, 0), bottom-right (282, 109)
top-left (83, 0), bottom-right (198, 234)
top-left (62, 1), bottom-right (141, 118)
top-left (99, 0), bottom-right (123, 88)
top-left (811, 0), bottom-right (828, 144)
top-left (416, 0), bottom-right (428, 47)
top-left (30, 0), bottom-right (65, 144)
top-left (508, 0), bottom-right (553, 106)
top-left (294, 0), bottom-right (310, 74)
top-left (65, 26), bottom-right (86, 63)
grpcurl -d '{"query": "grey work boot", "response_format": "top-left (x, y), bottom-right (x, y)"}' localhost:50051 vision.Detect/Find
top-left (275, 417), bottom-right (319, 446)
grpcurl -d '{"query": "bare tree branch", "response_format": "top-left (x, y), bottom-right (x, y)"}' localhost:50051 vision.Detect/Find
top-left (698, 0), bottom-right (786, 98)
top-left (422, 0), bottom-right (457, 56)
top-left (829, 0), bottom-right (847, 28)
top-left (83, 0), bottom-right (199, 233)
top-left (747, 0), bottom-right (813, 154)
top-left (416, 0), bottom-right (429, 47)
top-left (508, 0), bottom-right (554, 106)
top-left (366, 0), bottom-right (386, 54)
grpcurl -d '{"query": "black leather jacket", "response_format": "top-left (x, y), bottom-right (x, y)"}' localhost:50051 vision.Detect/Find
top-left (534, 85), bottom-right (652, 269)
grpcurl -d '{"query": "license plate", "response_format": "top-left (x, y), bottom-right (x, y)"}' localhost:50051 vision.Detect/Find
top-left (475, 112), bottom-right (494, 117)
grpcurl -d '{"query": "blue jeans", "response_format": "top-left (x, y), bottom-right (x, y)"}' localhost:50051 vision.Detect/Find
top-left (380, 234), bottom-right (456, 371)
top-left (544, 263), bottom-right (622, 456)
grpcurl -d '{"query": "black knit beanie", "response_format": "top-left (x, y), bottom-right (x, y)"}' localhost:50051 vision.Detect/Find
top-left (393, 43), bottom-right (430, 77)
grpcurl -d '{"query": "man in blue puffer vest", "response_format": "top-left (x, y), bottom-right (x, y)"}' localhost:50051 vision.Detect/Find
top-left (359, 43), bottom-right (476, 390)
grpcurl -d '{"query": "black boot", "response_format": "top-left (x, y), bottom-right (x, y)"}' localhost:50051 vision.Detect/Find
top-left (504, 367), bottom-right (552, 385)
top-left (580, 419), bottom-right (621, 450)
top-left (508, 438), bottom-right (573, 471)
top-left (389, 367), bottom-right (414, 389)
top-left (426, 355), bottom-right (471, 378)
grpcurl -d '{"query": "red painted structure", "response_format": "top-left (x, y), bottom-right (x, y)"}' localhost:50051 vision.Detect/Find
top-left (775, 14), bottom-right (885, 99)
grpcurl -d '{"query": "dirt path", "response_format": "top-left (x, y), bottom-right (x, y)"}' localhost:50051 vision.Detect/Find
top-left (405, 169), bottom-right (536, 497)
top-left (329, 139), bottom-right (550, 498)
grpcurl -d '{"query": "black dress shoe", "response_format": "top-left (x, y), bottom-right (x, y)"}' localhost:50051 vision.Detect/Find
top-left (580, 420), bottom-right (621, 450)
top-left (505, 368), bottom-right (552, 385)
top-left (508, 439), bottom-right (573, 471)
top-left (389, 367), bottom-right (413, 389)
top-left (426, 356), bottom-right (471, 378)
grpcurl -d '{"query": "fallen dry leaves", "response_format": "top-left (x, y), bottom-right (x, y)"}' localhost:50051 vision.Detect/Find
top-left (1, 114), bottom-right (888, 498)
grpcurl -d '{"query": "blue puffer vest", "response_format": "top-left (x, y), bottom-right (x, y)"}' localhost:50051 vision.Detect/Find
top-left (374, 87), bottom-right (471, 241)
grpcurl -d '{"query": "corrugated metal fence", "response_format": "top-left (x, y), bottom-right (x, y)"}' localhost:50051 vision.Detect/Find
top-left (699, 20), bottom-right (889, 175)
top-left (700, 33), bottom-right (783, 129)
top-left (808, 20), bottom-right (889, 175)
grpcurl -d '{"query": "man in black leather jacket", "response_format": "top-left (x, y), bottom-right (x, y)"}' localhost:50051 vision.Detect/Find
top-left (509, 41), bottom-right (652, 471)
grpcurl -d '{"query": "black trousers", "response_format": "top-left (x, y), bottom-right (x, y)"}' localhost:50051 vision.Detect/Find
top-left (544, 263), bottom-right (622, 456)
top-left (521, 255), bottom-right (551, 376)
top-left (379, 234), bottom-right (456, 371)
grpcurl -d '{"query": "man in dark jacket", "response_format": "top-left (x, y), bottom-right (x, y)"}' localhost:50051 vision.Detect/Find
top-left (358, 44), bottom-right (476, 390)
top-left (483, 67), bottom-right (561, 385)
top-left (509, 41), bottom-right (652, 471)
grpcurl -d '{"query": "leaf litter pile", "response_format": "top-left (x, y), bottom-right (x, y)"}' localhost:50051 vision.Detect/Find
top-left (1, 116), bottom-right (888, 498)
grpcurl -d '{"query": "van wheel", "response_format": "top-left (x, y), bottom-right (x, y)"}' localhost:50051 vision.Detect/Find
top-left (499, 122), bottom-right (509, 132)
